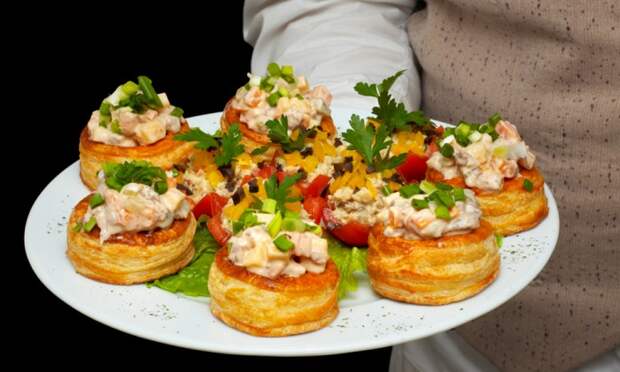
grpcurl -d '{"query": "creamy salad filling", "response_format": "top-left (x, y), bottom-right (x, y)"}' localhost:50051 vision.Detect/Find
top-left (87, 76), bottom-right (184, 147)
top-left (428, 118), bottom-right (535, 191)
top-left (231, 63), bottom-right (332, 134)
top-left (378, 181), bottom-right (481, 239)
top-left (81, 168), bottom-right (190, 243)
top-left (227, 201), bottom-right (328, 279)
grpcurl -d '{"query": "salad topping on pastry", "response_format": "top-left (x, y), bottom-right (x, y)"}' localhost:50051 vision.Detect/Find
top-left (78, 161), bottom-right (190, 242)
top-left (428, 115), bottom-right (536, 191)
top-left (378, 181), bottom-right (481, 240)
top-left (87, 76), bottom-right (184, 147)
top-left (231, 63), bottom-right (332, 134)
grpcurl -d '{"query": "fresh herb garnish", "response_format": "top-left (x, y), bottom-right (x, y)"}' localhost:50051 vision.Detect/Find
top-left (264, 173), bottom-right (302, 214)
top-left (102, 160), bottom-right (168, 194)
top-left (354, 70), bottom-right (431, 131)
top-left (89, 193), bottom-right (105, 208)
top-left (174, 128), bottom-right (218, 150)
top-left (215, 123), bottom-right (245, 166)
top-left (265, 116), bottom-right (314, 153)
top-left (342, 114), bottom-right (406, 172)
top-left (250, 145), bottom-right (271, 155)
top-left (523, 178), bottom-right (534, 192)
top-left (174, 124), bottom-right (244, 167)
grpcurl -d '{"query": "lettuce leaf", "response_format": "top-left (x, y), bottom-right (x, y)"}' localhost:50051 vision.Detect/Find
top-left (148, 222), bottom-right (218, 297)
top-left (327, 237), bottom-right (368, 299)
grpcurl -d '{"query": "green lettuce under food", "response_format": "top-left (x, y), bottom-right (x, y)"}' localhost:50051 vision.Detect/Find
top-left (326, 237), bottom-right (368, 299)
top-left (149, 224), bottom-right (368, 299)
top-left (148, 221), bottom-right (218, 296)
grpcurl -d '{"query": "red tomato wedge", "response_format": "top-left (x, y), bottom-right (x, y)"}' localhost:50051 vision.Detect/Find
top-left (330, 220), bottom-right (370, 247)
top-left (322, 208), bottom-right (370, 246)
top-left (207, 215), bottom-right (231, 246)
top-left (396, 153), bottom-right (428, 183)
top-left (193, 193), bottom-right (229, 218)
top-left (303, 196), bottom-right (327, 224)
top-left (302, 175), bottom-right (331, 197)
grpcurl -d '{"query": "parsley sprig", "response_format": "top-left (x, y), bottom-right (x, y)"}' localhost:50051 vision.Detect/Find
top-left (264, 173), bottom-right (302, 214)
top-left (354, 70), bottom-right (431, 131)
top-left (342, 114), bottom-right (407, 172)
top-left (265, 115), bottom-right (314, 153)
top-left (174, 124), bottom-right (245, 167)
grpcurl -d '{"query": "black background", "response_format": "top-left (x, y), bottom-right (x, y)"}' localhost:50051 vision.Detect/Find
top-left (17, 3), bottom-right (392, 369)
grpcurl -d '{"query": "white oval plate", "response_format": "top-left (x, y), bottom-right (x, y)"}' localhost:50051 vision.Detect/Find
top-left (25, 107), bottom-right (559, 356)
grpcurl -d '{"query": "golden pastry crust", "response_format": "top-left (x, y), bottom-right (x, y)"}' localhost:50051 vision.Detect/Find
top-left (66, 197), bottom-right (196, 285)
top-left (427, 167), bottom-right (548, 236)
top-left (367, 220), bottom-right (499, 305)
top-left (221, 98), bottom-right (337, 150)
top-left (79, 121), bottom-right (196, 190)
top-left (208, 248), bottom-right (339, 336)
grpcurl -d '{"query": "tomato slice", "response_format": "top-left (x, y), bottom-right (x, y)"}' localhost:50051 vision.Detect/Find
top-left (303, 175), bottom-right (331, 198)
top-left (330, 220), bottom-right (370, 246)
top-left (303, 196), bottom-right (327, 224)
top-left (396, 153), bottom-right (428, 183)
top-left (207, 215), bottom-right (231, 246)
top-left (193, 193), bottom-right (229, 218)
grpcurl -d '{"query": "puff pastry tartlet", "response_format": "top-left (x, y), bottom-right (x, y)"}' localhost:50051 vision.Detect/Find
top-left (368, 182), bottom-right (499, 305)
top-left (208, 197), bottom-right (339, 336)
top-left (221, 63), bottom-right (336, 150)
top-left (67, 161), bottom-right (195, 284)
top-left (427, 116), bottom-right (548, 235)
top-left (79, 76), bottom-right (195, 189)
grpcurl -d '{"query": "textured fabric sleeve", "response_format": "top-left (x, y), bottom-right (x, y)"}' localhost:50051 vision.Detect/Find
top-left (243, 0), bottom-right (420, 110)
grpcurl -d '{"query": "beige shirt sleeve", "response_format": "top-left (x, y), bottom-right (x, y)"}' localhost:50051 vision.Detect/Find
top-left (243, 0), bottom-right (420, 110)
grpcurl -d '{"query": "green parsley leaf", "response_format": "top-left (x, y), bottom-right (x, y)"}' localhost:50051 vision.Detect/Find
top-left (102, 160), bottom-right (168, 193)
top-left (215, 123), bottom-right (245, 167)
top-left (174, 128), bottom-right (218, 150)
top-left (264, 173), bottom-right (302, 214)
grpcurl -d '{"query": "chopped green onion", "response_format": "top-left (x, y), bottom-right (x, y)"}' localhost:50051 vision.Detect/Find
top-left (153, 181), bottom-right (168, 194)
top-left (282, 217), bottom-right (305, 232)
top-left (381, 185), bottom-right (392, 196)
top-left (493, 146), bottom-right (508, 158)
top-left (295, 94), bottom-right (304, 100)
top-left (453, 187), bottom-right (466, 202)
top-left (523, 179), bottom-right (533, 192)
top-left (435, 183), bottom-right (453, 191)
top-left (412, 198), bottom-right (429, 210)
top-left (455, 123), bottom-right (471, 137)
top-left (121, 81), bottom-right (139, 95)
top-left (137, 75), bottom-right (163, 108)
top-left (83, 216), bottom-right (97, 232)
top-left (278, 86), bottom-right (289, 97)
top-left (495, 233), bottom-right (504, 248)
top-left (170, 106), bottom-right (184, 117)
top-left (443, 127), bottom-right (455, 138)
top-left (419, 180), bottom-right (437, 194)
top-left (99, 101), bottom-right (112, 116)
top-left (455, 132), bottom-right (470, 147)
top-left (284, 210), bottom-right (300, 219)
top-left (72, 222), bottom-right (83, 232)
top-left (281, 65), bottom-right (294, 76)
top-left (434, 205), bottom-right (451, 220)
top-left (171, 168), bottom-right (179, 177)
top-left (488, 113), bottom-right (502, 126)
top-left (436, 190), bottom-right (455, 208)
top-left (400, 183), bottom-right (421, 198)
top-left (267, 92), bottom-right (281, 107)
top-left (440, 143), bottom-right (454, 158)
top-left (261, 198), bottom-right (277, 214)
top-left (260, 77), bottom-right (274, 92)
top-left (273, 235), bottom-right (294, 251)
top-left (267, 62), bottom-right (281, 77)
top-left (268, 213), bottom-right (283, 237)
top-left (110, 119), bottom-right (122, 134)
top-left (89, 193), bottom-right (105, 208)
top-left (283, 75), bottom-right (296, 84)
